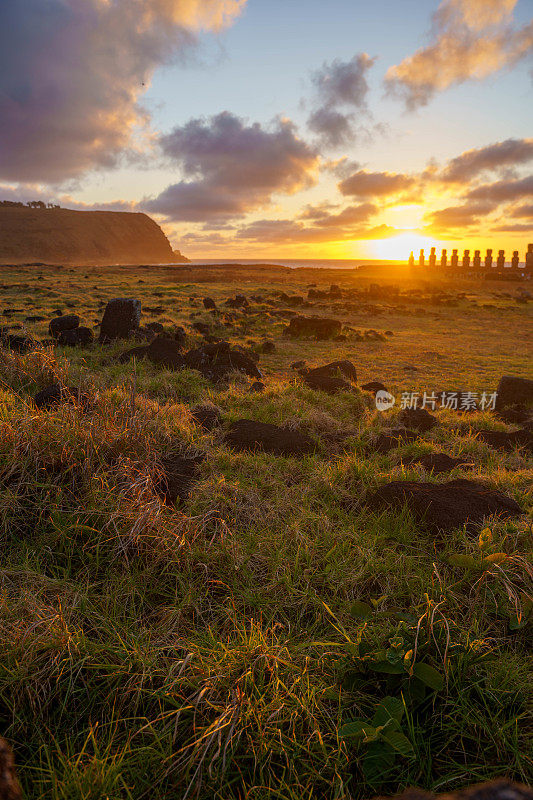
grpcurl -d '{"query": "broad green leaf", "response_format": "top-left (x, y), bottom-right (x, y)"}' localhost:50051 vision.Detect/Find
top-left (372, 696), bottom-right (405, 727)
top-left (381, 730), bottom-right (415, 757)
top-left (447, 554), bottom-right (480, 569)
top-left (338, 719), bottom-right (373, 739)
top-left (412, 662), bottom-right (444, 691)
top-left (350, 600), bottom-right (373, 619)
top-left (369, 660), bottom-right (405, 674)
top-left (482, 553), bottom-right (507, 566)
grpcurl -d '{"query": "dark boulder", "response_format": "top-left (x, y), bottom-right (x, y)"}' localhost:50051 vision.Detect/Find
top-left (49, 314), bottom-right (79, 339)
top-left (290, 360), bottom-right (306, 370)
top-left (34, 384), bottom-right (90, 410)
top-left (284, 316), bottom-right (342, 340)
top-left (99, 298), bottom-right (141, 343)
top-left (401, 453), bottom-right (473, 473)
top-left (224, 419), bottom-right (315, 457)
top-left (249, 381), bottom-right (265, 393)
top-left (304, 360), bottom-right (357, 383)
top-left (191, 404), bottom-right (223, 431)
top-left (495, 375), bottom-right (533, 423)
top-left (185, 340), bottom-right (261, 381)
top-left (145, 335), bottom-right (186, 369)
top-left (192, 321), bottom-right (211, 335)
top-left (155, 453), bottom-right (205, 506)
top-left (224, 295), bottom-right (249, 308)
top-left (57, 326), bottom-right (93, 347)
top-left (474, 427), bottom-right (533, 454)
top-left (2, 334), bottom-right (38, 353)
top-left (399, 407), bottom-right (438, 432)
top-left (365, 478), bottom-right (522, 533)
top-left (260, 340), bottom-right (276, 354)
top-left (117, 345), bottom-right (149, 364)
top-left (203, 297), bottom-right (217, 310)
top-left (372, 428), bottom-right (419, 454)
top-left (145, 321), bottom-right (165, 336)
top-left (362, 380), bottom-right (388, 395)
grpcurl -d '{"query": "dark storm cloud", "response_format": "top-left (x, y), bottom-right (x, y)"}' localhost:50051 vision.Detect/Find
top-left (0, 0), bottom-right (247, 182)
top-left (144, 112), bottom-right (319, 221)
top-left (306, 54), bottom-right (376, 149)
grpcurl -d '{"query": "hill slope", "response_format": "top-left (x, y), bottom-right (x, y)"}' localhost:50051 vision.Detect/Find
top-left (0, 207), bottom-right (188, 265)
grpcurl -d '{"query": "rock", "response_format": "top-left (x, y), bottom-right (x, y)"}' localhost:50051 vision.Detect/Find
top-left (284, 316), bottom-right (342, 340)
top-left (224, 419), bottom-right (315, 457)
top-left (372, 428), bottom-right (419, 454)
top-left (49, 314), bottom-right (79, 339)
top-left (224, 295), bottom-right (248, 308)
top-left (399, 407), bottom-right (438, 432)
top-left (302, 373), bottom-right (351, 393)
top-left (185, 341), bottom-right (261, 381)
top-left (99, 298), bottom-right (141, 343)
top-left (379, 780), bottom-right (533, 800)
top-left (250, 381), bottom-right (265, 392)
top-left (203, 297), bottom-right (217, 310)
top-left (299, 361), bottom-right (357, 393)
top-left (145, 321), bottom-right (165, 336)
top-left (155, 453), bottom-right (205, 506)
top-left (117, 345), bottom-right (149, 364)
top-left (24, 315), bottom-right (46, 323)
top-left (191, 403), bottom-right (223, 430)
top-left (495, 376), bottom-right (533, 423)
top-left (334, 334), bottom-right (347, 341)
top-left (192, 321), bottom-right (211, 336)
top-left (474, 428), bottom-right (532, 454)
top-left (401, 453), bottom-right (473, 473)
top-left (57, 326), bottom-right (94, 346)
top-left (362, 381), bottom-right (388, 395)
top-left (365, 478), bottom-right (522, 533)
top-left (145, 335), bottom-right (186, 369)
top-left (260, 340), bottom-right (276, 354)
top-left (0, 736), bottom-right (22, 800)
top-left (34, 384), bottom-right (90, 410)
top-left (304, 360), bottom-right (357, 383)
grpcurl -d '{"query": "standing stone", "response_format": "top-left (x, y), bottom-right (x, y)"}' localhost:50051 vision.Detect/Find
top-left (485, 248), bottom-right (493, 270)
top-left (99, 299), bottom-right (141, 343)
top-left (408, 251), bottom-right (415, 267)
top-left (418, 249), bottom-right (425, 268)
top-left (497, 250), bottom-right (505, 270)
top-left (473, 250), bottom-right (481, 270)
top-left (440, 249), bottom-right (447, 268)
top-left (511, 250), bottom-right (520, 269)
top-left (462, 250), bottom-right (470, 270)
top-left (451, 249), bottom-right (459, 269)
top-left (429, 247), bottom-right (436, 268)
top-left (525, 244), bottom-right (533, 275)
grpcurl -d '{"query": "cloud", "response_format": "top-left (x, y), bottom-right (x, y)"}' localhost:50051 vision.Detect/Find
top-left (509, 203), bottom-right (533, 219)
top-left (385, 0), bottom-right (533, 109)
top-left (306, 54), bottom-right (376, 149)
top-left (0, 0), bottom-right (247, 182)
top-left (438, 138), bottom-right (533, 183)
top-left (425, 201), bottom-right (495, 230)
top-left (311, 203), bottom-right (378, 228)
top-left (233, 216), bottom-right (395, 244)
top-left (466, 175), bottom-right (533, 202)
top-left (144, 112), bottom-right (319, 221)
top-left (338, 169), bottom-right (415, 198)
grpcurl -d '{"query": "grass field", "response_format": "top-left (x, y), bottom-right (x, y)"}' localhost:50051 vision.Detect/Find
top-left (0, 262), bottom-right (531, 799)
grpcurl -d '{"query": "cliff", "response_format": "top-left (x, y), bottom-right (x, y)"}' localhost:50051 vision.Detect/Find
top-left (0, 207), bottom-right (189, 265)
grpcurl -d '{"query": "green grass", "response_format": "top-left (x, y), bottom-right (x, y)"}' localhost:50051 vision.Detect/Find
top-left (0, 264), bottom-right (531, 798)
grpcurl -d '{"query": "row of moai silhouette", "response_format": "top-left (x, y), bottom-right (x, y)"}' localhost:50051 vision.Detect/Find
top-left (409, 244), bottom-right (533, 272)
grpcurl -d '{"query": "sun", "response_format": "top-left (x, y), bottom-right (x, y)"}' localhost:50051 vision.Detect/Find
top-left (372, 232), bottom-right (440, 261)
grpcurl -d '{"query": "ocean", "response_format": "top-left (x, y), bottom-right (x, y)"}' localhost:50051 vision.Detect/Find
top-left (180, 258), bottom-right (404, 270)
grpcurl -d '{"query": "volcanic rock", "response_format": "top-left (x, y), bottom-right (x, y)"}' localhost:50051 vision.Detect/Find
top-left (155, 453), bottom-right (205, 506)
top-left (57, 326), bottom-right (93, 346)
top-left (372, 428), bottom-right (419, 454)
top-left (49, 314), bottom-right (79, 339)
top-left (99, 298), bottom-right (141, 343)
top-left (284, 316), bottom-right (342, 340)
top-left (191, 404), bottom-right (224, 431)
top-left (495, 376), bottom-right (533, 423)
top-left (400, 453), bottom-right (473, 474)
top-left (224, 419), bottom-right (315, 457)
top-left (399, 407), bottom-right (438, 432)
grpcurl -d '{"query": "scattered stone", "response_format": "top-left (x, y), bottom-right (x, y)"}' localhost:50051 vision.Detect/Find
top-left (372, 428), bottom-right (419, 454)
top-left (362, 380), bottom-right (388, 395)
top-left (185, 340), bottom-right (261, 381)
top-left (144, 305), bottom-right (164, 314)
top-left (192, 321), bottom-right (211, 335)
top-left (365, 478), bottom-right (522, 533)
top-left (34, 384), bottom-right (90, 410)
top-left (99, 298), bottom-right (141, 343)
top-left (24, 315), bottom-right (46, 323)
top-left (155, 453), bottom-right (205, 506)
top-left (495, 375), bottom-right (533, 423)
top-left (284, 316), bottom-right (342, 340)
top-left (250, 381), bottom-right (265, 392)
top-left (191, 403), bottom-right (223, 431)
top-left (225, 295), bottom-right (248, 308)
top-left (203, 297), bottom-right (217, 310)
top-left (474, 428), bottom-right (533, 454)
top-left (145, 335), bottom-right (186, 370)
top-left (49, 314), bottom-right (79, 339)
top-left (400, 453), bottom-right (473, 474)
top-left (300, 360), bottom-right (357, 393)
top-left (399, 407), bottom-right (438, 432)
top-left (145, 321), bottom-right (165, 336)
top-left (57, 326), bottom-right (94, 346)
top-left (117, 345), bottom-right (149, 364)
top-left (1, 334), bottom-right (38, 353)
top-left (224, 419), bottom-right (315, 457)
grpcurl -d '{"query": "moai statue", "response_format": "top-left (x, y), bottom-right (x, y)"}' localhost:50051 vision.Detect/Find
top-left (429, 247), bottom-right (436, 268)
top-left (525, 244), bottom-right (533, 275)
top-left (511, 250), bottom-right (519, 270)
top-left (473, 250), bottom-right (481, 270)
top-left (485, 248), bottom-right (493, 270)
top-left (462, 249), bottom-right (470, 270)
top-left (408, 251), bottom-right (415, 267)
top-left (440, 248), bottom-right (447, 268)
top-left (418, 249), bottom-right (425, 268)
top-left (497, 249), bottom-right (505, 270)
top-left (451, 249), bottom-right (459, 269)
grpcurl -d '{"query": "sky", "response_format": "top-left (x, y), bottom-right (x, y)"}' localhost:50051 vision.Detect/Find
top-left (0, 0), bottom-right (532, 260)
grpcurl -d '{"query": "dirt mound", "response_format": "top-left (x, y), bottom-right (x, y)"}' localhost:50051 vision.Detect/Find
top-left (224, 419), bottom-right (315, 457)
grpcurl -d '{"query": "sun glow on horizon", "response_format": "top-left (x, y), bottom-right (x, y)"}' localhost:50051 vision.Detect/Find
top-left (371, 231), bottom-right (440, 261)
